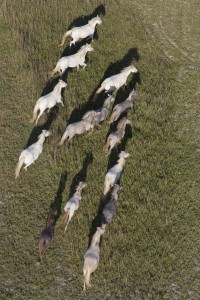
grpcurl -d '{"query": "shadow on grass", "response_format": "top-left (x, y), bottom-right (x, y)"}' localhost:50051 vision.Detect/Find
top-left (50, 171), bottom-right (68, 223)
top-left (87, 194), bottom-right (108, 247)
top-left (26, 106), bottom-right (59, 148)
top-left (38, 172), bottom-right (67, 261)
top-left (69, 151), bottom-right (93, 198)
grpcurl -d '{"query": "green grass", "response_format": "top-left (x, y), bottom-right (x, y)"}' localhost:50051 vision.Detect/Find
top-left (0, 0), bottom-right (199, 299)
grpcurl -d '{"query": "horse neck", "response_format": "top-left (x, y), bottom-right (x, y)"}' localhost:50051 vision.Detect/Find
top-left (84, 114), bottom-right (93, 123)
top-left (74, 189), bottom-right (82, 199)
top-left (117, 125), bottom-right (126, 137)
top-left (117, 119), bottom-right (126, 129)
top-left (78, 47), bottom-right (88, 57)
top-left (122, 69), bottom-right (132, 78)
top-left (91, 233), bottom-right (101, 247)
top-left (88, 20), bottom-right (97, 28)
top-left (37, 134), bottom-right (46, 145)
top-left (116, 157), bottom-right (126, 169)
top-left (52, 82), bottom-right (62, 94)
top-left (104, 100), bottom-right (111, 109)
top-left (47, 219), bottom-right (55, 227)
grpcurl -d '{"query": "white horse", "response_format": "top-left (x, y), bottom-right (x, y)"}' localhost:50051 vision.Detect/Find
top-left (51, 44), bottom-right (94, 77)
top-left (92, 65), bottom-right (138, 101)
top-left (60, 16), bottom-right (102, 47)
top-left (62, 182), bottom-right (87, 232)
top-left (15, 130), bottom-right (50, 179)
top-left (103, 151), bottom-right (130, 195)
top-left (83, 227), bottom-right (105, 290)
top-left (30, 80), bottom-right (67, 125)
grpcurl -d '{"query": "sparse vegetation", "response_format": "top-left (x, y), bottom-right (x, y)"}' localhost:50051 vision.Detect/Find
top-left (0, 0), bottom-right (199, 299)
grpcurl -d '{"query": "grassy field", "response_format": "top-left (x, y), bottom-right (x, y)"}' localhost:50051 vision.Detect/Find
top-left (0, 0), bottom-right (199, 299)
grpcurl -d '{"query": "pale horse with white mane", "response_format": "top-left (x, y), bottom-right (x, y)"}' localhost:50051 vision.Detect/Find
top-left (60, 15), bottom-right (102, 47)
top-left (92, 65), bottom-right (138, 101)
top-left (62, 182), bottom-right (87, 232)
top-left (30, 80), bottom-right (67, 125)
top-left (15, 130), bottom-right (50, 179)
top-left (83, 227), bottom-right (105, 290)
top-left (50, 44), bottom-right (94, 77)
top-left (103, 151), bottom-right (130, 195)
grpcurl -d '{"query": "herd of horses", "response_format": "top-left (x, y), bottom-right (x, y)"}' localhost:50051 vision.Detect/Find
top-left (15, 14), bottom-right (139, 290)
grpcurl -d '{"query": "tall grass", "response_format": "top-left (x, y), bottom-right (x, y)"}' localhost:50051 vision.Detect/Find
top-left (0, 0), bottom-right (199, 299)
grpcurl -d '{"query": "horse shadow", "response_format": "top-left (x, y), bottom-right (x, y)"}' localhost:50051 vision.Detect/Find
top-left (90, 47), bottom-right (141, 103)
top-left (50, 171), bottom-right (68, 224)
top-left (87, 193), bottom-right (109, 247)
top-left (68, 151), bottom-right (93, 198)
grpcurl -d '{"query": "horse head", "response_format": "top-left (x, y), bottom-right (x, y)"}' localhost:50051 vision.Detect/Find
top-left (41, 130), bottom-right (51, 137)
top-left (89, 15), bottom-right (102, 25)
top-left (59, 79), bottom-right (67, 89)
top-left (119, 151), bottom-right (131, 159)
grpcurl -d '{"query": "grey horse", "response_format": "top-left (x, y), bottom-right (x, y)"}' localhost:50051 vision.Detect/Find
top-left (58, 111), bottom-right (100, 146)
top-left (104, 117), bottom-right (131, 154)
top-left (109, 89), bottom-right (138, 123)
top-left (101, 184), bottom-right (122, 228)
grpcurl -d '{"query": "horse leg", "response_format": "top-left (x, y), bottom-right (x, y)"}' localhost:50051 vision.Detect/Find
top-left (80, 62), bottom-right (87, 69)
top-left (70, 39), bottom-right (76, 47)
top-left (60, 68), bottom-right (67, 78)
top-left (87, 34), bottom-right (93, 41)
top-left (24, 161), bottom-right (32, 171)
top-left (35, 110), bottom-right (43, 125)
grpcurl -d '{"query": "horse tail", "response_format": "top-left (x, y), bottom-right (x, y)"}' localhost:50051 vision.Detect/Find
top-left (15, 157), bottom-right (25, 179)
top-left (60, 30), bottom-right (72, 46)
top-left (58, 129), bottom-right (69, 147)
top-left (103, 182), bottom-right (110, 196)
top-left (30, 102), bottom-right (39, 123)
top-left (39, 237), bottom-right (47, 261)
top-left (61, 211), bottom-right (69, 225)
top-left (83, 268), bottom-right (92, 290)
top-left (108, 112), bottom-right (115, 124)
top-left (92, 86), bottom-right (105, 101)
top-left (61, 211), bottom-right (69, 233)
top-left (103, 141), bottom-right (109, 153)
top-left (50, 66), bottom-right (58, 78)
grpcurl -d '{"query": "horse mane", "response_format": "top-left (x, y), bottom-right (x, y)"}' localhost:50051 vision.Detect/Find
top-left (88, 16), bottom-right (99, 25)
top-left (121, 65), bottom-right (134, 73)
top-left (53, 80), bottom-right (63, 93)
top-left (78, 44), bottom-right (89, 55)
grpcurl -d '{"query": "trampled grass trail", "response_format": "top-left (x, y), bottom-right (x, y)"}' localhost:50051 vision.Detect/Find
top-left (0, 1), bottom-right (199, 299)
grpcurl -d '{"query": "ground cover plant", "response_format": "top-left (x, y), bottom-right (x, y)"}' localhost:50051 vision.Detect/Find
top-left (0, 0), bottom-right (199, 299)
